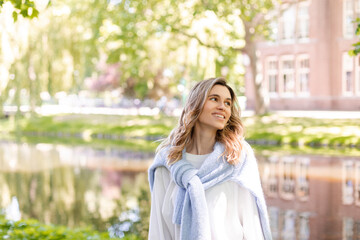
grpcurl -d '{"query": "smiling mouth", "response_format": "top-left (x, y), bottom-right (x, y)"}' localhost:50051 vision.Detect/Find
top-left (213, 113), bottom-right (225, 119)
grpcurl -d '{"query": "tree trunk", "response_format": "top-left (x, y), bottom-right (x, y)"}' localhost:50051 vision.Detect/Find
top-left (243, 22), bottom-right (269, 115)
top-left (0, 81), bottom-right (11, 118)
top-left (247, 46), bottom-right (268, 115)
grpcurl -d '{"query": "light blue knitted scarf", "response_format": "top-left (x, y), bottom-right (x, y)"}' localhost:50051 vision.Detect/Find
top-left (148, 141), bottom-right (272, 240)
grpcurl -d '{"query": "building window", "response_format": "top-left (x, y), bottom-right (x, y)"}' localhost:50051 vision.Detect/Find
top-left (343, 0), bottom-right (360, 38)
top-left (279, 5), bottom-right (296, 41)
top-left (280, 57), bottom-right (295, 95)
top-left (297, 55), bottom-right (310, 95)
top-left (343, 53), bottom-right (354, 95)
top-left (297, 2), bottom-right (310, 40)
top-left (344, 0), bottom-right (355, 38)
top-left (266, 57), bottom-right (278, 95)
top-left (343, 161), bottom-right (354, 205)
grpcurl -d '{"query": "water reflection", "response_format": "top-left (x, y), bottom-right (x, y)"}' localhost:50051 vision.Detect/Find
top-left (260, 154), bottom-right (360, 239)
top-left (0, 141), bottom-right (153, 232)
top-left (0, 141), bottom-right (360, 239)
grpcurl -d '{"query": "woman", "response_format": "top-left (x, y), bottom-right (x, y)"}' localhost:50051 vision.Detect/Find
top-left (148, 77), bottom-right (272, 240)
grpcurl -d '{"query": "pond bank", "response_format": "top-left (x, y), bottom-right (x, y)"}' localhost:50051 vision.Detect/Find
top-left (1, 113), bottom-right (360, 152)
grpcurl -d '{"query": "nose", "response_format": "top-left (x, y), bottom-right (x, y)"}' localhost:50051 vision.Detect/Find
top-left (217, 102), bottom-right (225, 110)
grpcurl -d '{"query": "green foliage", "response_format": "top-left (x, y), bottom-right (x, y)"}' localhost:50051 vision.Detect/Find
top-left (19, 114), bottom-right (175, 138)
top-left (243, 115), bottom-right (360, 150)
top-left (350, 18), bottom-right (360, 56)
top-left (1, 114), bottom-right (360, 152)
top-left (0, 214), bottom-right (122, 240)
top-left (0, 0), bottom-right (40, 21)
top-left (1, 0), bottom-right (280, 115)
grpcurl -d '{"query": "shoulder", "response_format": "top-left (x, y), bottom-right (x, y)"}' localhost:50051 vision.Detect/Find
top-left (149, 146), bottom-right (171, 191)
top-left (153, 145), bottom-right (171, 165)
top-left (233, 139), bottom-right (257, 170)
top-left (156, 145), bottom-right (171, 158)
top-left (241, 139), bottom-right (255, 158)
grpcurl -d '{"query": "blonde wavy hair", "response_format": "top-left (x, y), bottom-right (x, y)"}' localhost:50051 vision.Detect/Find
top-left (157, 77), bottom-right (244, 165)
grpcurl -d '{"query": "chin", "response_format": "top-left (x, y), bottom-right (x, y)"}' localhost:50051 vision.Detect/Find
top-left (216, 125), bottom-right (226, 130)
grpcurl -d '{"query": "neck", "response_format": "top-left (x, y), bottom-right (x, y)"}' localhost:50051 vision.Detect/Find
top-left (186, 123), bottom-right (216, 155)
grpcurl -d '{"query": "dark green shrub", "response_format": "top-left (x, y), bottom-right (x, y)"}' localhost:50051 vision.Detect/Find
top-left (0, 214), bottom-right (136, 240)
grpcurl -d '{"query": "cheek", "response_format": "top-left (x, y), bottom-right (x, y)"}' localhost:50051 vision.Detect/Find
top-left (226, 109), bottom-right (231, 118)
top-left (201, 102), bottom-right (212, 114)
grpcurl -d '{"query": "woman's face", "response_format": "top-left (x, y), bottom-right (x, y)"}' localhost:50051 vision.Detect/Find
top-left (197, 84), bottom-right (232, 131)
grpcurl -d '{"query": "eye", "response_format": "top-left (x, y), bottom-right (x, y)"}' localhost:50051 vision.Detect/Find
top-left (225, 101), bottom-right (231, 107)
top-left (209, 97), bottom-right (217, 101)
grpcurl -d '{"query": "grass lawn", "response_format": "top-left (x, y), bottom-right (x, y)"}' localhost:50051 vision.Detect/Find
top-left (1, 113), bottom-right (359, 154)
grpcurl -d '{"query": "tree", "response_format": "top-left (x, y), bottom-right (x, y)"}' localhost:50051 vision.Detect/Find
top-left (144, 0), bottom-right (279, 114)
top-left (0, 0), bottom-right (40, 20)
top-left (0, 0), bottom-right (107, 117)
top-left (104, 0), bottom-right (247, 100)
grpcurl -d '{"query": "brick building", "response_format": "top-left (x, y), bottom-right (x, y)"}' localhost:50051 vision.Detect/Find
top-left (245, 0), bottom-right (360, 111)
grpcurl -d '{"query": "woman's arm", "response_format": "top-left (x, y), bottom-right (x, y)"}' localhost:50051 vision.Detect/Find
top-left (237, 186), bottom-right (265, 240)
top-left (148, 167), bottom-right (173, 240)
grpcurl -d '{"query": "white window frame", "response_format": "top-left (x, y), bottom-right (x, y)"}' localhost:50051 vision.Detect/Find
top-left (344, 0), bottom-right (355, 38)
top-left (343, 0), bottom-right (360, 39)
top-left (342, 52), bottom-right (354, 96)
top-left (297, 54), bottom-right (310, 97)
top-left (297, 1), bottom-right (310, 41)
top-left (279, 4), bottom-right (296, 43)
top-left (265, 56), bottom-right (279, 97)
top-left (280, 55), bottom-right (295, 97)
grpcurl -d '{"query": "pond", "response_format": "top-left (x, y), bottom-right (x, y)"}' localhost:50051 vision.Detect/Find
top-left (0, 141), bottom-right (360, 239)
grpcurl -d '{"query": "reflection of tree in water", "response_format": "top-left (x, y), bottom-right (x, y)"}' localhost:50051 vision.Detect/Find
top-left (0, 167), bottom-right (151, 235)
top-left (0, 142), bottom-right (152, 238)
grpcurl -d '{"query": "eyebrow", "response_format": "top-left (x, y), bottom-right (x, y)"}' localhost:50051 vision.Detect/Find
top-left (208, 94), bottom-right (232, 101)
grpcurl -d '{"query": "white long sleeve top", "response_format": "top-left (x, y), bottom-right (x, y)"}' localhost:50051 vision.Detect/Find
top-left (149, 152), bottom-right (265, 240)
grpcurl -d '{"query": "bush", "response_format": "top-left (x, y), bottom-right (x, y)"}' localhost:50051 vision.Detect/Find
top-left (0, 214), bottom-right (129, 240)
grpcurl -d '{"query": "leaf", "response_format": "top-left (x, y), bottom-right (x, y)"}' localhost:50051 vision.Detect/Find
top-left (12, 11), bottom-right (18, 21)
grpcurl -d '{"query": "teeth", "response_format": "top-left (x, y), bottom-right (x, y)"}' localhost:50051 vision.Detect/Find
top-left (215, 114), bottom-right (225, 119)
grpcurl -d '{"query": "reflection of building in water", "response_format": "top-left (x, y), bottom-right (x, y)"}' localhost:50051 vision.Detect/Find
top-left (342, 160), bottom-right (360, 207)
top-left (343, 217), bottom-right (360, 240)
top-left (261, 155), bottom-right (360, 240)
top-left (269, 207), bottom-right (310, 240)
top-left (0, 142), bottom-right (154, 172)
top-left (343, 161), bottom-right (354, 205)
top-left (263, 156), bottom-right (310, 201)
top-left (355, 162), bottom-right (360, 207)
top-left (297, 158), bottom-right (310, 201)
top-left (280, 157), bottom-right (296, 200)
